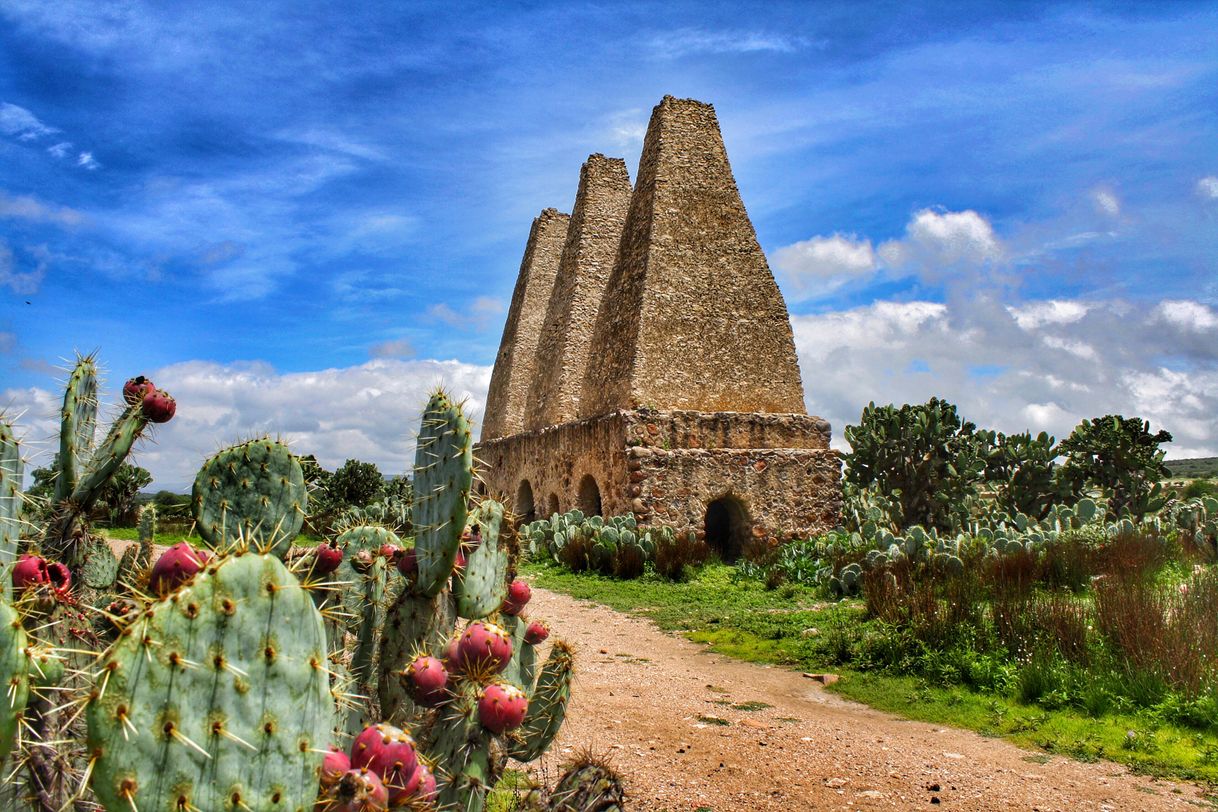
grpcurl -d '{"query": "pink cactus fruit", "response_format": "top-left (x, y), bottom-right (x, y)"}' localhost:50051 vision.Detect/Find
top-left (149, 542), bottom-right (210, 596)
top-left (365, 727), bottom-right (419, 804)
top-left (453, 548), bottom-right (467, 571)
top-left (12, 554), bottom-right (72, 597)
top-left (502, 578), bottom-right (531, 615)
top-left (524, 619), bottom-right (550, 645)
top-left (331, 768), bottom-right (388, 812)
top-left (404, 655), bottom-right (449, 707)
top-left (396, 547), bottom-right (418, 577)
top-left (311, 541), bottom-right (344, 576)
top-left (442, 635), bottom-right (463, 676)
top-left (460, 524), bottom-right (483, 551)
top-left (122, 376), bottom-right (156, 405)
top-left (477, 683), bottom-right (528, 734)
top-left (321, 746), bottom-right (351, 788)
top-left (378, 543), bottom-right (400, 561)
top-left (141, 389), bottom-right (176, 423)
top-left (351, 548), bottom-right (375, 574)
top-left (457, 620), bottom-right (513, 674)
top-left (413, 762), bottom-right (438, 804)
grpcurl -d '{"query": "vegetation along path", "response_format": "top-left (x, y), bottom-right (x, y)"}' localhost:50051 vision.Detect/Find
top-left (526, 585), bottom-right (1210, 811)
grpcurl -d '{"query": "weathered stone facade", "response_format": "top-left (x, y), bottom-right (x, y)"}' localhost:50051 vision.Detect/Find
top-left (478, 96), bottom-right (841, 553)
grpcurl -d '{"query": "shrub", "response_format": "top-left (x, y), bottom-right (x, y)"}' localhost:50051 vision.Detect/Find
top-left (654, 528), bottom-right (709, 581)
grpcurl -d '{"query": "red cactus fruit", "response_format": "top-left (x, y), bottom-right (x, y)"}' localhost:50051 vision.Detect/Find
top-left (378, 543), bottom-right (400, 561)
top-left (477, 683), bottom-right (528, 734)
top-left (122, 376), bottom-right (156, 405)
top-left (502, 578), bottom-right (531, 615)
top-left (442, 635), bottom-right (462, 675)
top-left (149, 543), bottom-right (210, 596)
top-left (404, 655), bottom-right (448, 707)
top-left (12, 555), bottom-right (72, 598)
top-left (411, 762), bottom-right (437, 804)
top-left (453, 548), bottom-right (467, 571)
top-left (395, 547), bottom-right (417, 577)
top-left (330, 768), bottom-right (388, 811)
top-left (310, 542), bottom-right (344, 576)
top-left (457, 620), bottom-right (513, 674)
top-left (351, 548), bottom-right (375, 574)
top-left (141, 389), bottom-right (176, 423)
top-left (321, 746), bottom-right (351, 788)
top-left (460, 524), bottom-right (482, 550)
top-left (350, 723), bottom-right (412, 773)
top-left (365, 728), bottom-right (419, 804)
top-left (524, 619), bottom-right (550, 645)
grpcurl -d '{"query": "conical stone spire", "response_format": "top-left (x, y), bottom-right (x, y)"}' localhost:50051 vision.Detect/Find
top-left (579, 96), bottom-right (807, 417)
top-left (480, 208), bottom-right (570, 440)
top-left (525, 154), bottom-right (632, 430)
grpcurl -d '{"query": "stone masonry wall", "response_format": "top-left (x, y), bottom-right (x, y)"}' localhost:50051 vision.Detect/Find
top-left (480, 208), bottom-right (570, 441)
top-left (579, 96), bottom-right (807, 418)
top-left (526, 155), bottom-right (632, 430)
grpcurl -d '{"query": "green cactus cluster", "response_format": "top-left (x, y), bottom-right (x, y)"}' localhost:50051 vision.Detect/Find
top-left (0, 368), bottom-right (578, 812)
top-left (523, 510), bottom-right (663, 577)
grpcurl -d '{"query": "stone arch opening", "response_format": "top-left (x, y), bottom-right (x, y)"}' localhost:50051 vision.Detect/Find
top-left (547, 493), bottom-right (560, 517)
top-left (704, 495), bottom-right (750, 562)
top-left (515, 480), bottom-right (536, 524)
top-left (577, 474), bottom-right (602, 517)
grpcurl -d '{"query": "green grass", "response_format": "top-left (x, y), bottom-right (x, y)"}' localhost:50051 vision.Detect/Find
top-left (522, 559), bottom-right (1218, 784)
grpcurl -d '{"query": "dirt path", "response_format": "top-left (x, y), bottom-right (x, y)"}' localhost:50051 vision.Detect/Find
top-left (526, 586), bottom-right (1212, 812)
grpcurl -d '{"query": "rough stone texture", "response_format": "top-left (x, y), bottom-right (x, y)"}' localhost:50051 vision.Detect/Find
top-left (481, 208), bottom-right (571, 441)
top-left (477, 96), bottom-right (840, 541)
top-left (579, 96), bottom-right (806, 417)
top-left (477, 409), bottom-right (840, 545)
top-left (525, 155), bottom-right (632, 430)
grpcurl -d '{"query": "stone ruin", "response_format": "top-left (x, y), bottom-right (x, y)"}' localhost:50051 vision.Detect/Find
top-left (476, 96), bottom-right (841, 556)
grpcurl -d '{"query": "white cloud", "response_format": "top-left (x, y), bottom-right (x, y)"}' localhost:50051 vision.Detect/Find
top-left (1154, 300), bottom-right (1218, 332)
top-left (772, 233), bottom-right (877, 300)
top-left (1007, 299), bottom-right (1090, 329)
top-left (2, 357), bottom-right (493, 492)
top-left (0, 191), bottom-right (86, 227)
top-left (46, 141), bottom-right (72, 158)
top-left (791, 297), bottom-right (1217, 457)
top-left (76, 151), bottom-right (100, 170)
top-left (0, 102), bottom-right (57, 140)
top-left (1093, 188), bottom-right (1120, 216)
top-left (428, 297), bottom-right (505, 331)
top-left (1197, 176), bottom-right (1218, 200)
top-left (880, 208), bottom-right (1003, 268)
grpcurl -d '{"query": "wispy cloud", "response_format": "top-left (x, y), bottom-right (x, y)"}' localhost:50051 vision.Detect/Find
top-left (0, 241), bottom-right (49, 295)
top-left (368, 338), bottom-right (415, 359)
top-left (76, 151), bottom-right (100, 170)
top-left (0, 102), bottom-right (58, 140)
top-left (647, 28), bottom-right (814, 58)
top-left (1198, 176), bottom-right (1218, 200)
top-left (0, 191), bottom-right (86, 227)
top-left (427, 296), bottom-right (505, 331)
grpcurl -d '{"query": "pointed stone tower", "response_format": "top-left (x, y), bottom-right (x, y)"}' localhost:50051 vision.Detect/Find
top-left (476, 97), bottom-right (841, 547)
top-left (526, 155), bottom-right (632, 430)
top-left (581, 96), bottom-right (806, 417)
top-left (480, 208), bottom-right (570, 441)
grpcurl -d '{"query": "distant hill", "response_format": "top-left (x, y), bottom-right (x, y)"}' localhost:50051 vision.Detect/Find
top-left (1166, 457), bottom-right (1218, 478)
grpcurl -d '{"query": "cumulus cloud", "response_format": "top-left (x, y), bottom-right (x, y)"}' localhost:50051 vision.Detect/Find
top-left (772, 233), bottom-right (877, 298)
top-left (1197, 176), bottom-right (1218, 200)
top-left (0, 102), bottom-right (57, 140)
top-left (0, 191), bottom-right (86, 227)
top-left (792, 296), bottom-right (1218, 458)
top-left (2, 357), bottom-right (493, 491)
top-left (879, 208), bottom-right (1003, 270)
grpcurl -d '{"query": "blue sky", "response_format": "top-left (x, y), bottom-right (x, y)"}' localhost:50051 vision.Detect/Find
top-left (1, 2), bottom-right (1216, 489)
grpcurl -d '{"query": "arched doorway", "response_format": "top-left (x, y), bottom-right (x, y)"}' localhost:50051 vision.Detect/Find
top-left (547, 493), bottom-right (560, 517)
top-left (704, 495), bottom-right (750, 562)
top-left (577, 474), bottom-right (602, 517)
top-left (515, 480), bottom-right (536, 524)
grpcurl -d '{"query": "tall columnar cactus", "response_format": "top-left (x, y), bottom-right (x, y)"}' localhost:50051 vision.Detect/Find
top-left (412, 392), bottom-right (473, 596)
top-left (86, 550), bottom-right (334, 812)
top-left (192, 437), bottom-right (307, 559)
top-left (53, 354), bottom-right (99, 504)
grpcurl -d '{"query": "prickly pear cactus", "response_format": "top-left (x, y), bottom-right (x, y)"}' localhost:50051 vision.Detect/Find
top-left (547, 755), bottom-right (626, 812)
top-left (54, 353), bottom-right (99, 504)
top-left (0, 598), bottom-right (30, 764)
top-left (192, 438), bottom-right (307, 559)
top-left (86, 551), bottom-right (333, 812)
top-left (0, 419), bottom-right (22, 594)
top-left (454, 501), bottom-right (508, 619)
top-left (412, 391), bottom-right (473, 596)
top-left (508, 641), bottom-right (573, 762)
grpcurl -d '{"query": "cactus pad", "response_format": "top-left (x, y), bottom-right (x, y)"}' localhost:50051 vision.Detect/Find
top-left (0, 598), bottom-right (29, 764)
top-left (412, 392), bottom-right (473, 597)
top-left (87, 551), bottom-right (333, 812)
top-left (192, 438), bottom-right (307, 558)
top-left (453, 501), bottom-right (508, 619)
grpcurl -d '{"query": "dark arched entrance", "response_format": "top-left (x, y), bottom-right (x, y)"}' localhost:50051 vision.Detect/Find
top-left (547, 493), bottom-right (560, 517)
top-left (577, 474), bottom-right (602, 517)
top-left (515, 480), bottom-right (536, 524)
top-left (704, 495), bottom-right (750, 562)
